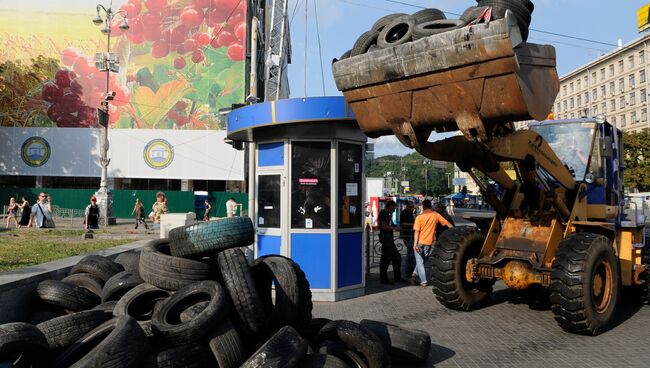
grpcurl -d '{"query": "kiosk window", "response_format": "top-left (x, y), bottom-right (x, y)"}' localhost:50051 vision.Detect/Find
top-left (291, 142), bottom-right (331, 229)
top-left (338, 143), bottom-right (363, 228)
top-left (258, 175), bottom-right (281, 228)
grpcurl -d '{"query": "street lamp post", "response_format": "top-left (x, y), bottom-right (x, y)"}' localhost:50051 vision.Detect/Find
top-left (92, 1), bottom-right (129, 226)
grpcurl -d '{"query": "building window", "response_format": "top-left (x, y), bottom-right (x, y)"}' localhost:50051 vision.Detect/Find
top-left (629, 55), bottom-right (635, 69)
top-left (563, 100), bottom-right (567, 111)
top-left (577, 95), bottom-right (582, 107)
top-left (585, 91), bottom-right (590, 103)
top-left (620, 95), bottom-right (626, 108)
top-left (570, 112), bottom-right (575, 118)
top-left (577, 78), bottom-right (581, 90)
top-left (610, 99), bottom-right (616, 112)
top-left (618, 60), bottom-right (624, 73)
top-left (601, 102), bottom-right (606, 114)
top-left (619, 78), bottom-right (625, 92)
top-left (600, 68), bottom-right (605, 81)
top-left (556, 102), bottom-right (561, 112)
top-left (593, 88), bottom-right (598, 100)
top-left (642, 107), bottom-right (648, 121)
top-left (609, 64), bottom-right (614, 77)
top-left (601, 85), bottom-right (607, 98)
top-left (258, 175), bottom-right (281, 228)
top-left (630, 74), bottom-right (636, 87)
top-left (641, 69), bottom-right (646, 83)
top-left (592, 72), bottom-right (597, 84)
top-left (291, 141), bottom-right (331, 229)
top-left (570, 82), bottom-right (574, 93)
top-left (563, 85), bottom-right (567, 96)
top-left (610, 81), bottom-right (615, 96)
top-left (570, 97), bottom-right (574, 109)
top-left (338, 143), bottom-right (363, 228)
top-left (631, 111), bottom-right (638, 124)
top-left (584, 76), bottom-right (589, 87)
top-left (611, 116), bottom-right (616, 126)
top-left (640, 50), bottom-right (645, 64)
top-left (621, 114), bottom-right (627, 127)
top-left (630, 92), bottom-right (636, 106)
top-left (641, 88), bottom-right (647, 104)
top-left (593, 105), bottom-right (598, 115)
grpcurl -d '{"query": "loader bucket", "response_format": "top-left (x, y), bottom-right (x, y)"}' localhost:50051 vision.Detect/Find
top-left (332, 11), bottom-right (559, 145)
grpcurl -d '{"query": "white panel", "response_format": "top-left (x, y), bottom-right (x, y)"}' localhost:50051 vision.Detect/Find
top-left (0, 127), bottom-right (244, 181)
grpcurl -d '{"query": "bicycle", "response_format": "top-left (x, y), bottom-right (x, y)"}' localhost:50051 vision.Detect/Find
top-left (373, 235), bottom-right (406, 256)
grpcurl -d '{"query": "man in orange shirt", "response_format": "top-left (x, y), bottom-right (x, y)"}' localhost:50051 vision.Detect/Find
top-left (411, 199), bottom-right (453, 286)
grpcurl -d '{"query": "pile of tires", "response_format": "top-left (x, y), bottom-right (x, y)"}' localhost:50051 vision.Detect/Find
top-left (0, 216), bottom-right (431, 367)
top-left (339, 0), bottom-right (534, 61)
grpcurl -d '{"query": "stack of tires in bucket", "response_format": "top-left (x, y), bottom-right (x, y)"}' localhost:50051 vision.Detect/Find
top-left (0, 217), bottom-right (431, 367)
top-left (339, 0), bottom-right (534, 61)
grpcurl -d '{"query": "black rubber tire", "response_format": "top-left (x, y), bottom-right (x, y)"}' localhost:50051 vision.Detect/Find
top-left (115, 251), bottom-right (141, 274)
top-left (460, 6), bottom-right (489, 23)
top-left (430, 227), bottom-right (492, 311)
top-left (30, 310), bottom-right (61, 325)
top-left (339, 50), bottom-right (352, 61)
top-left (240, 326), bottom-right (309, 368)
top-left (151, 280), bottom-right (228, 345)
top-left (92, 301), bottom-right (117, 317)
top-left (70, 254), bottom-right (124, 282)
top-left (316, 320), bottom-right (389, 368)
top-left (302, 317), bottom-right (332, 343)
top-left (316, 340), bottom-right (371, 368)
top-left (218, 248), bottom-right (267, 336)
top-left (51, 316), bottom-right (147, 368)
top-left (139, 239), bottom-right (216, 291)
top-left (144, 344), bottom-right (215, 368)
top-left (377, 15), bottom-right (415, 49)
top-left (477, 0), bottom-right (531, 41)
top-left (101, 270), bottom-right (144, 302)
top-left (36, 310), bottom-right (108, 350)
top-left (208, 319), bottom-right (246, 368)
top-left (252, 255), bottom-right (313, 330)
top-left (371, 13), bottom-right (408, 32)
top-left (37, 279), bottom-right (101, 312)
top-left (412, 19), bottom-right (466, 41)
top-left (0, 322), bottom-right (48, 367)
top-left (168, 217), bottom-right (255, 258)
top-left (297, 354), bottom-right (350, 368)
top-left (350, 30), bottom-right (380, 57)
top-left (550, 232), bottom-right (621, 335)
top-left (411, 8), bottom-right (446, 24)
top-left (179, 301), bottom-right (209, 323)
top-left (113, 283), bottom-right (171, 337)
top-left (61, 273), bottom-right (104, 297)
top-left (360, 319), bottom-right (430, 362)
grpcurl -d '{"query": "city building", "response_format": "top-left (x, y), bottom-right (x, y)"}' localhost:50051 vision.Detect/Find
top-left (554, 33), bottom-right (650, 133)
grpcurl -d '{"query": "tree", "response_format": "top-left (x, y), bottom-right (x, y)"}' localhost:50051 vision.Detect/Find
top-left (366, 152), bottom-right (453, 196)
top-left (623, 129), bottom-right (650, 192)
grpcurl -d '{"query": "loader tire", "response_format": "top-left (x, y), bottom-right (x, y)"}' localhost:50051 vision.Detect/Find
top-left (377, 15), bottom-right (415, 49)
top-left (430, 227), bottom-right (492, 310)
top-left (550, 232), bottom-right (620, 335)
top-left (168, 217), bottom-right (255, 258)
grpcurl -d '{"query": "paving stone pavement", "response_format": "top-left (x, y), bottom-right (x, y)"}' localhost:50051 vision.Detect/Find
top-left (313, 265), bottom-right (650, 368)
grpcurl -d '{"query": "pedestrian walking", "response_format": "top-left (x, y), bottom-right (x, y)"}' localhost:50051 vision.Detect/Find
top-left (400, 201), bottom-right (416, 278)
top-left (151, 192), bottom-right (168, 227)
top-left (226, 197), bottom-right (237, 218)
top-left (378, 200), bottom-right (406, 284)
top-left (411, 199), bottom-right (453, 287)
top-left (84, 196), bottom-right (100, 230)
top-left (18, 196), bottom-right (31, 228)
top-left (5, 197), bottom-right (18, 229)
top-left (447, 199), bottom-right (455, 215)
top-left (28, 192), bottom-right (54, 228)
top-left (132, 198), bottom-right (148, 229)
top-left (204, 199), bottom-right (212, 221)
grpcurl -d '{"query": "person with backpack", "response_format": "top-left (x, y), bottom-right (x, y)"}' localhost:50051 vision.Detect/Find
top-left (132, 198), bottom-right (148, 230)
top-left (28, 192), bottom-right (54, 228)
top-left (84, 196), bottom-right (100, 230)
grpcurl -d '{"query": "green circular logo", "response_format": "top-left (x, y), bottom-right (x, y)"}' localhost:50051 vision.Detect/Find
top-left (21, 137), bottom-right (51, 167)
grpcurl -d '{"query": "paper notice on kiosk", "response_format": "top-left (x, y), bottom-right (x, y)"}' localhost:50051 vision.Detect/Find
top-left (346, 183), bottom-right (358, 196)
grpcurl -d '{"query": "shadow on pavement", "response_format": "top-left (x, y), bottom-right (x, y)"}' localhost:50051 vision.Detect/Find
top-left (391, 343), bottom-right (456, 367)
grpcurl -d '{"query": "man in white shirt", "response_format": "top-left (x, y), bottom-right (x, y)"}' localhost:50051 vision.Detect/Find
top-left (226, 197), bottom-right (237, 218)
top-left (29, 192), bottom-right (53, 228)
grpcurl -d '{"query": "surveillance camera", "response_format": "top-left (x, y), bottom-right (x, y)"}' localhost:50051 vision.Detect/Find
top-left (106, 91), bottom-right (116, 101)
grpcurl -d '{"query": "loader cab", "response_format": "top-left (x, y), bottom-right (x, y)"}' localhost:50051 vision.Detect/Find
top-left (530, 118), bottom-right (621, 207)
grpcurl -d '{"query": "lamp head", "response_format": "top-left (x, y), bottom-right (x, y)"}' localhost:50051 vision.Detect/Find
top-left (119, 18), bottom-right (129, 30)
top-left (101, 23), bottom-right (110, 34)
top-left (92, 15), bottom-right (103, 25)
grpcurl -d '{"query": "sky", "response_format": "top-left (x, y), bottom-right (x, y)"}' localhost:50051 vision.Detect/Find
top-left (285, 0), bottom-right (650, 156)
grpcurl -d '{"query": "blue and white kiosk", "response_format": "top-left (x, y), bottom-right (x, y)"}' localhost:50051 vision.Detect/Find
top-left (227, 97), bottom-right (366, 301)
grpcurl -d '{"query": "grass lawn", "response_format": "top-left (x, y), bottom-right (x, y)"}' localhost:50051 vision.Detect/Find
top-left (0, 229), bottom-right (136, 272)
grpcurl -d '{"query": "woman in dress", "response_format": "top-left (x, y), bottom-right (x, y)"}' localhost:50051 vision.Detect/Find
top-left (6, 197), bottom-right (18, 228)
top-left (18, 196), bottom-right (31, 228)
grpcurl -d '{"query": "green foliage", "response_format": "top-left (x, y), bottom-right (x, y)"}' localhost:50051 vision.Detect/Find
top-left (366, 152), bottom-right (453, 196)
top-left (623, 129), bottom-right (650, 192)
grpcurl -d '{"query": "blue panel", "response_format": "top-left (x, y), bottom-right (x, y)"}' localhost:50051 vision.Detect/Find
top-left (338, 232), bottom-right (363, 288)
top-left (275, 97), bottom-right (353, 123)
top-left (258, 142), bottom-right (284, 167)
top-left (227, 102), bottom-right (273, 132)
top-left (258, 235), bottom-right (282, 257)
top-left (291, 233), bottom-right (331, 289)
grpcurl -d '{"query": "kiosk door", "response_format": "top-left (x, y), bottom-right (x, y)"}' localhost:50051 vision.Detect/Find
top-left (256, 173), bottom-right (285, 257)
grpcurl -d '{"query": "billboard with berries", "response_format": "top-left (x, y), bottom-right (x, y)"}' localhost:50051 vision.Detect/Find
top-left (0, 0), bottom-right (247, 130)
